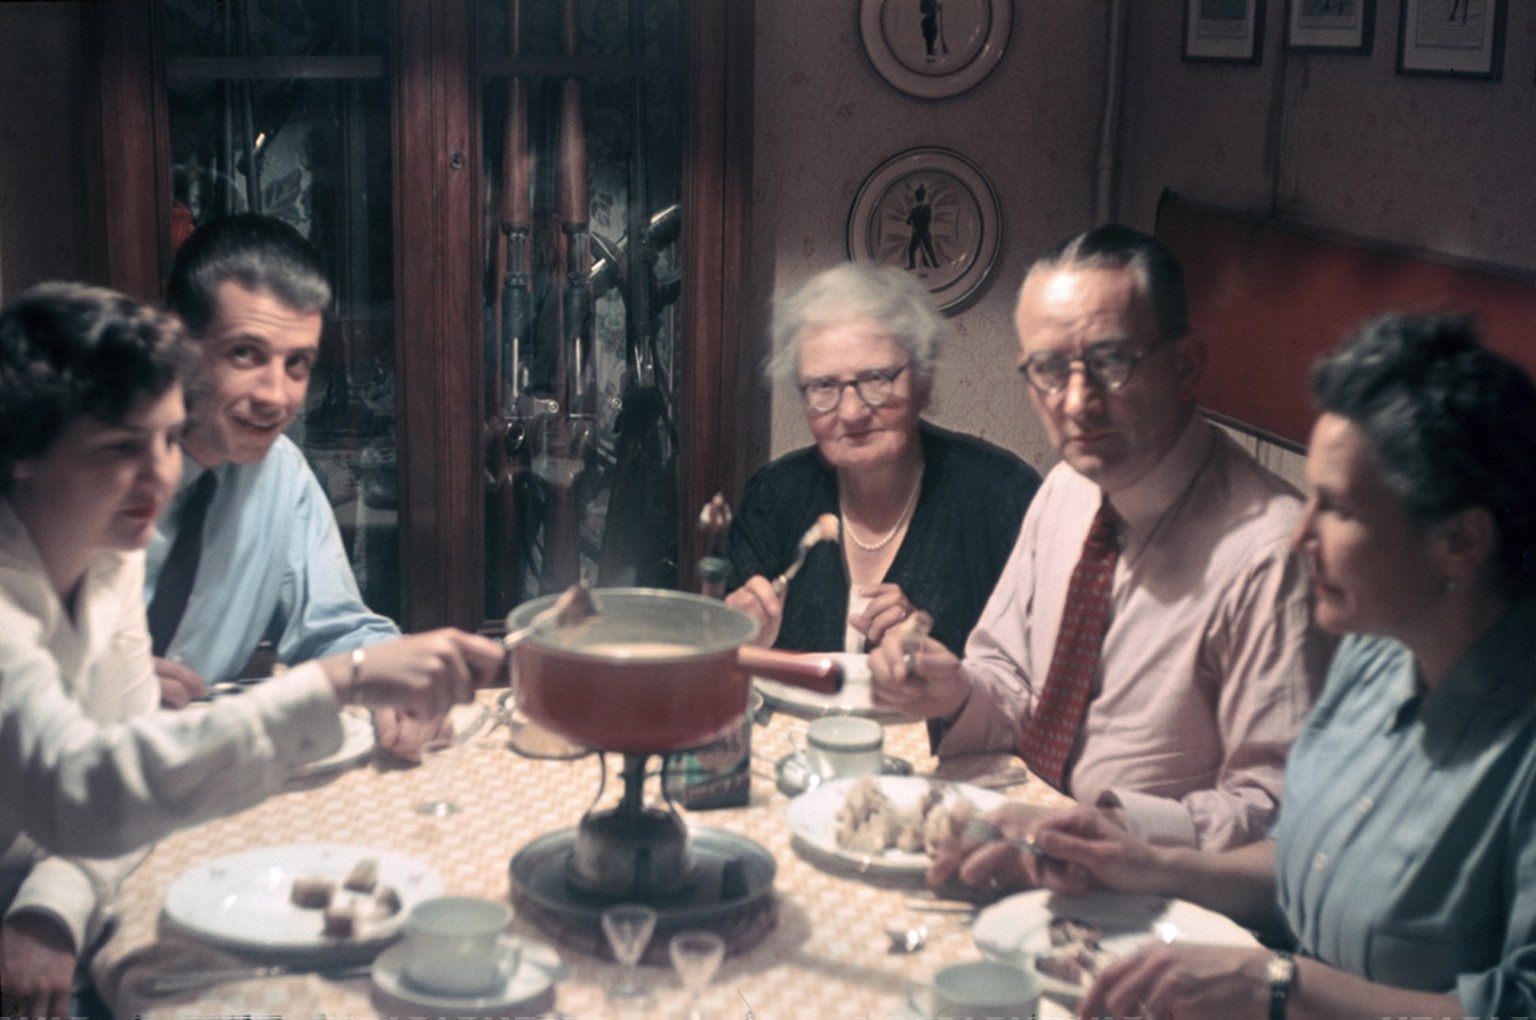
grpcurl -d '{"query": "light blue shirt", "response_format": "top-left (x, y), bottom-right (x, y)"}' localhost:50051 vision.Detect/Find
top-left (146, 435), bottom-right (400, 682)
top-left (1273, 597), bottom-right (1536, 1018)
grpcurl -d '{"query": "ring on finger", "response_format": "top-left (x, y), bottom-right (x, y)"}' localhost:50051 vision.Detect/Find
top-left (902, 652), bottom-right (918, 677)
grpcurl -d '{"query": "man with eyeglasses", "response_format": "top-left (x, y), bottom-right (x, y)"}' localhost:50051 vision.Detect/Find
top-left (873, 225), bottom-right (1331, 873)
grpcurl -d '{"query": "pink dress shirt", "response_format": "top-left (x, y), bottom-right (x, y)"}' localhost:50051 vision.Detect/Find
top-left (940, 419), bottom-right (1332, 849)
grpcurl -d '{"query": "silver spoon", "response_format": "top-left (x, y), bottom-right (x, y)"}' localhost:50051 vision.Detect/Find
top-left (885, 917), bottom-right (972, 954)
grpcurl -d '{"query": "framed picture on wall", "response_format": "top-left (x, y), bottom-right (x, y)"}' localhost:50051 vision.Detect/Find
top-left (845, 148), bottom-right (1002, 313)
top-left (1397, 0), bottom-right (1505, 79)
top-left (1183, 0), bottom-right (1266, 64)
top-left (1285, 0), bottom-right (1375, 53)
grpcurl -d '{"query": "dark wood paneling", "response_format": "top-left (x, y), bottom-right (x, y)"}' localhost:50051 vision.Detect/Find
top-left (83, 2), bottom-right (171, 301)
top-left (678, 0), bottom-right (755, 591)
top-left (391, 0), bottom-right (484, 629)
top-left (1157, 192), bottom-right (1536, 449)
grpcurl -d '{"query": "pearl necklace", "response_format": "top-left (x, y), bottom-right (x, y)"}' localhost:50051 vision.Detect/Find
top-left (841, 471), bottom-right (922, 553)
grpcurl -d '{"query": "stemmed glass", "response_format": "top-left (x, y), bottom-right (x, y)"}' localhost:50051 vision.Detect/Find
top-left (412, 705), bottom-right (491, 817)
top-left (669, 929), bottom-right (726, 1020)
top-left (413, 736), bottom-right (460, 816)
top-left (601, 903), bottom-right (658, 1004)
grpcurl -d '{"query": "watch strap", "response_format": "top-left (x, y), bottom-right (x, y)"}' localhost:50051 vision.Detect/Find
top-left (1268, 950), bottom-right (1295, 1020)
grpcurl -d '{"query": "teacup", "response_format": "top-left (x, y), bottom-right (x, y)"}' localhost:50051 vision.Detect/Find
top-left (908, 959), bottom-right (1040, 1019)
top-left (402, 896), bottom-right (521, 997)
top-left (792, 716), bottom-right (884, 780)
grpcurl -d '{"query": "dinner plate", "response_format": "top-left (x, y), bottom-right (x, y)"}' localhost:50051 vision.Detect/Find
top-left (291, 706), bottom-right (375, 778)
top-left (162, 843), bottom-right (445, 957)
top-left (372, 936), bottom-right (562, 1013)
top-left (972, 889), bottom-right (1259, 1002)
top-left (784, 776), bottom-right (1006, 878)
top-left (754, 653), bottom-right (903, 721)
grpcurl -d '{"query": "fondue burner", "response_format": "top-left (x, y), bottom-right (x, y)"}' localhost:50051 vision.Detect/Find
top-left (567, 753), bottom-right (695, 898)
top-left (509, 751), bottom-right (777, 960)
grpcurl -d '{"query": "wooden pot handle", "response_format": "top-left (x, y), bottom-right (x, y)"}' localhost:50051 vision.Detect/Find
top-left (735, 647), bottom-right (844, 696)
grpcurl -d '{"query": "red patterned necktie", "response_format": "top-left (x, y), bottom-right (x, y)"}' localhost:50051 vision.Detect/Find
top-left (1020, 497), bottom-right (1121, 791)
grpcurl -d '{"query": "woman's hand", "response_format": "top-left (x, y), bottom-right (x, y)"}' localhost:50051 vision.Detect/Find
top-left (869, 633), bottom-right (969, 721)
top-left (1, 912), bottom-right (76, 1020)
top-left (324, 629), bottom-right (502, 718)
top-left (724, 576), bottom-right (783, 647)
top-left (1079, 943), bottom-right (1270, 1020)
top-left (848, 582), bottom-right (917, 647)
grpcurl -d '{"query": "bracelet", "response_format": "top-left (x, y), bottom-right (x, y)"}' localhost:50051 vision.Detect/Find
top-left (349, 647), bottom-right (366, 706)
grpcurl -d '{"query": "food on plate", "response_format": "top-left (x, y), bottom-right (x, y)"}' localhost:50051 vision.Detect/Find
top-left (373, 884), bottom-right (403, 919)
top-left (833, 776), bottom-right (972, 857)
top-left (290, 860), bottom-right (402, 939)
top-left (289, 875), bottom-right (335, 909)
top-left (343, 856), bottom-right (379, 893)
top-left (1036, 915), bottom-right (1111, 986)
top-left (322, 901), bottom-right (357, 938)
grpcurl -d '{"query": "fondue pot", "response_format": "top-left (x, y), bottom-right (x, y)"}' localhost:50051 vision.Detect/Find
top-left (507, 587), bottom-right (844, 753)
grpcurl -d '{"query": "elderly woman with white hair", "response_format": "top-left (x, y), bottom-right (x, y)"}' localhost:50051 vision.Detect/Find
top-left (726, 262), bottom-right (1040, 656)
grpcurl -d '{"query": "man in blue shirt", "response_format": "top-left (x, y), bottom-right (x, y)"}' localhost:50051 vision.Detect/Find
top-left (148, 213), bottom-right (439, 757)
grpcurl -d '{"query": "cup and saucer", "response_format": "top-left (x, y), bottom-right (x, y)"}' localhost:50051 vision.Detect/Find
top-left (776, 716), bottom-right (912, 796)
top-left (371, 896), bottom-right (564, 1014)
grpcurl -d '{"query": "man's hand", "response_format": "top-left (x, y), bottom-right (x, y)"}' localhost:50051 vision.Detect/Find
top-left (374, 707), bottom-right (454, 763)
top-left (869, 633), bottom-right (970, 721)
top-left (927, 801), bottom-right (1051, 898)
top-left (724, 576), bottom-right (784, 648)
top-left (154, 656), bottom-right (208, 708)
top-left (1, 912), bottom-right (77, 1020)
top-left (1030, 804), bottom-right (1164, 897)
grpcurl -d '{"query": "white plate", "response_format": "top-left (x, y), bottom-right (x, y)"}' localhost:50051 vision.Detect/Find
top-left (973, 889), bottom-right (1259, 1002)
top-left (754, 653), bottom-right (903, 721)
top-left (784, 776), bottom-right (1006, 878)
top-left (372, 937), bottom-right (562, 1012)
top-left (292, 707), bottom-right (375, 778)
top-left (163, 843), bottom-right (445, 957)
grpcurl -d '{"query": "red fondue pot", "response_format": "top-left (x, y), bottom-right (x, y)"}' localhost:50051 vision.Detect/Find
top-left (507, 588), bottom-right (843, 753)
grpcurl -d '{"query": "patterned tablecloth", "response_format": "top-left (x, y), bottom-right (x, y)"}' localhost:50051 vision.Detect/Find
top-left (92, 688), bottom-right (1074, 1019)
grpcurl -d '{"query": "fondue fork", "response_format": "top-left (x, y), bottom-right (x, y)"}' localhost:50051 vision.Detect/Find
top-left (772, 514), bottom-right (840, 595)
top-left (503, 583), bottom-right (599, 649)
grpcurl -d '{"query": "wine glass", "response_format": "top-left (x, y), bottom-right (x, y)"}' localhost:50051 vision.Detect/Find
top-left (669, 929), bottom-right (725, 1020)
top-left (601, 903), bottom-right (658, 1003)
top-left (413, 736), bottom-right (461, 816)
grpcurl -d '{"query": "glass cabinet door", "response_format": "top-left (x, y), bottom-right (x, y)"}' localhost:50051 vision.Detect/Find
top-left (162, 0), bottom-right (402, 618)
top-left (478, 0), bottom-right (685, 614)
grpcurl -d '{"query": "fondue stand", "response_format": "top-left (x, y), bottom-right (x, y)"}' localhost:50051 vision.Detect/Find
top-left (504, 588), bottom-right (842, 958)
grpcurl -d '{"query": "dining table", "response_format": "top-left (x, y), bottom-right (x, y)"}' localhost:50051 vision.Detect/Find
top-left (90, 685), bottom-right (1081, 1018)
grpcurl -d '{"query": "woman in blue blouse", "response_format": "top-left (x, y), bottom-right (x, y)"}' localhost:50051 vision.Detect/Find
top-left (943, 313), bottom-right (1536, 1020)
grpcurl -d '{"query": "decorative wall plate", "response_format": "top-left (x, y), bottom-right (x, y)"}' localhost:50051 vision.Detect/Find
top-left (858, 0), bottom-right (1013, 99)
top-left (846, 147), bottom-right (1002, 313)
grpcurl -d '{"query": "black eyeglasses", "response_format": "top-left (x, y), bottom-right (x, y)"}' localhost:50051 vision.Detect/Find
top-left (1018, 340), bottom-right (1165, 395)
top-left (798, 363), bottom-right (911, 414)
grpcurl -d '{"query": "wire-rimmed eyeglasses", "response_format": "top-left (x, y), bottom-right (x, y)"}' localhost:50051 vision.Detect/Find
top-left (798, 363), bottom-right (911, 414)
top-left (1018, 340), bottom-right (1165, 395)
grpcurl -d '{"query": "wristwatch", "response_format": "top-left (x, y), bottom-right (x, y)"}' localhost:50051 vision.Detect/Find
top-left (1267, 950), bottom-right (1296, 1020)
